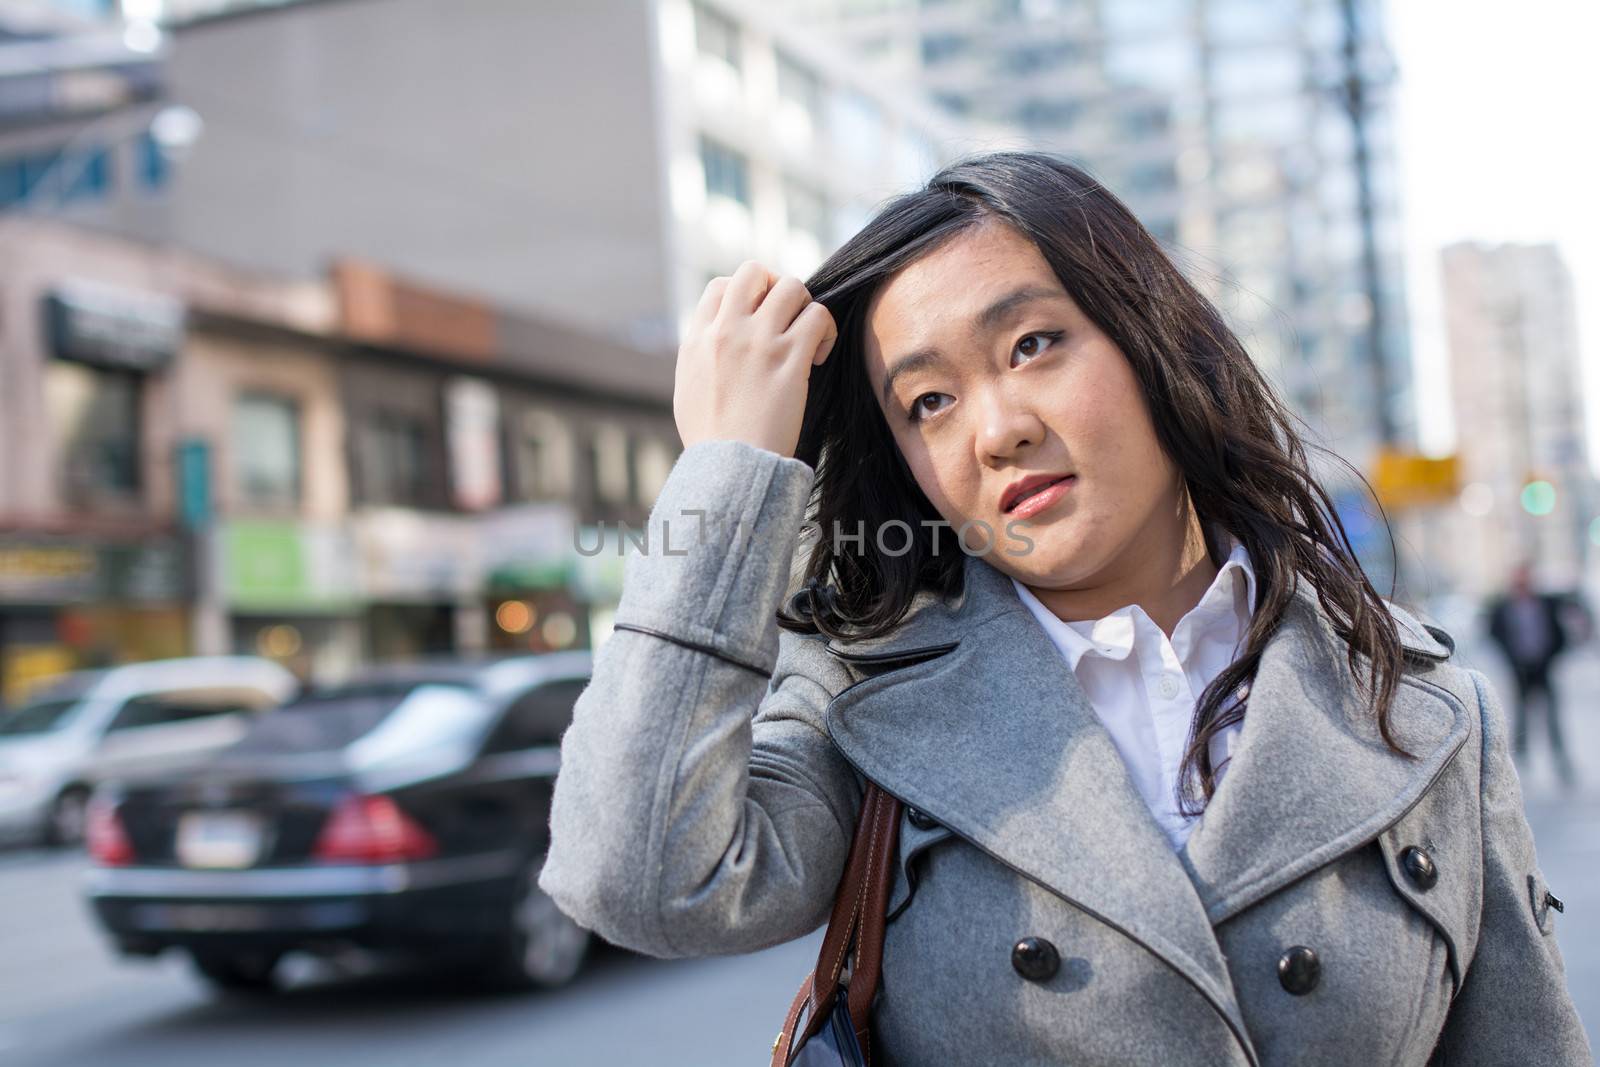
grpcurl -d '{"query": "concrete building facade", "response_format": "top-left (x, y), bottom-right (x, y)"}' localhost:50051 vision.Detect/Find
top-left (26, 0), bottom-right (1012, 353)
top-left (1439, 241), bottom-right (1594, 597)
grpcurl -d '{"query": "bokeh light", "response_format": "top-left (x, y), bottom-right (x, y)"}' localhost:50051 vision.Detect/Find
top-left (1520, 480), bottom-right (1557, 516)
top-left (495, 600), bottom-right (536, 634)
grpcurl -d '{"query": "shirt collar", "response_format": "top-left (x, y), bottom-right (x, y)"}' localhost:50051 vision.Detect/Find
top-left (1010, 526), bottom-right (1258, 673)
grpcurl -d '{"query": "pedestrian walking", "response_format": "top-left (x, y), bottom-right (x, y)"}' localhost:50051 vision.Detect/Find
top-left (1487, 561), bottom-right (1580, 786)
top-left (539, 150), bottom-right (1589, 1065)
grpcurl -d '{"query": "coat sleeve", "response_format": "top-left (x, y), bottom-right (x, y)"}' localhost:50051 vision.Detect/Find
top-left (1431, 669), bottom-right (1592, 1064)
top-left (536, 439), bottom-right (863, 960)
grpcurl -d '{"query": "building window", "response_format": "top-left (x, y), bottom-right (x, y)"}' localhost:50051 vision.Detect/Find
top-left (233, 392), bottom-right (302, 511)
top-left (358, 410), bottom-right (433, 507)
top-left (50, 0), bottom-right (119, 16)
top-left (776, 51), bottom-right (823, 121)
top-left (1007, 41), bottom-right (1083, 72)
top-left (1206, 0), bottom-right (1297, 45)
top-left (1123, 160), bottom-right (1178, 196)
top-left (783, 179), bottom-right (829, 246)
top-left (700, 134), bottom-right (750, 207)
top-left (137, 131), bottom-right (170, 191)
top-left (510, 408), bottom-right (574, 501)
top-left (921, 33), bottom-right (970, 65)
top-left (1016, 97), bottom-right (1081, 128)
top-left (45, 360), bottom-right (142, 506)
top-left (0, 143), bottom-right (114, 210)
top-left (692, 2), bottom-right (742, 71)
top-left (590, 422), bottom-right (633, 507)
top-left (634, 438), bottom-right (678, 507)
top-left (1121, 104), bottom-right (1171, 138)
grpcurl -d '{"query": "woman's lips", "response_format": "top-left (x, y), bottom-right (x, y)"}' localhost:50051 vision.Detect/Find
top-left (1005, 475), bottom-right (1075, 520)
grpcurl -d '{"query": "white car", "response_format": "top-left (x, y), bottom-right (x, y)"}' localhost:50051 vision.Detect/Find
top-left (0, 657), bottom-right (299, 846)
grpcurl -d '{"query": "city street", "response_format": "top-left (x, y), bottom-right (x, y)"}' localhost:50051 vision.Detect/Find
top-left (0, 644), bottom-right (1594, 1065)
top-left (0, 846), bottom-right (824, 1066)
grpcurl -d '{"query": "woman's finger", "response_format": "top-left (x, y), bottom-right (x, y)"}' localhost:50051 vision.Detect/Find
top-left (716, 260), bottom-right (779, 322)
top-left (691, 275), bottom-right (730, 333)
top-left (752, 276), bottom-right (814, 335)
top-left (784, 299), bottom-right (838, 367)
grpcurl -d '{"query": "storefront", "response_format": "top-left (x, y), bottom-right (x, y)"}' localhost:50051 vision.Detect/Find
top-left (219, 519), bottom-right (364, 684)
top-left (0, 534), bottom-right (190, 704)
top-left (483, 579), bottom-right (588, 655)
top-left (346, 500), bottom-right (592, 660)
top-left (350, 509), bottom-right (477, 660)
top-left (479, 502), bottom-right (585, 653)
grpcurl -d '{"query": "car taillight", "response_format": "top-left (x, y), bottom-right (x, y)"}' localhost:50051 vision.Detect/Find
top-left (86, 796), bottom-right (134, 866)
top-left (311, 794), bottom-right (438, 864)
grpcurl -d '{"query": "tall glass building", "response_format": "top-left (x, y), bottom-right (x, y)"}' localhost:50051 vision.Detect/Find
top-left (792, 0), bottom-right (1416, 478)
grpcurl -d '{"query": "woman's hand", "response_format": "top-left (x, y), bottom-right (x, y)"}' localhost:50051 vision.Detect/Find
top-left (673, 260), bottom-right (838, 459)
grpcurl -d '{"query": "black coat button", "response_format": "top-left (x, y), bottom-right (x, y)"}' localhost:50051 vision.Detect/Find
top-left (907, 807), bottom-right (938, 831)
top-left (1401, 846), bottom-right (1438, 890)
top-left (1277, 946), bottom-right (1320, 995)
top-left (1011, 937), bottom-right (1060, 982)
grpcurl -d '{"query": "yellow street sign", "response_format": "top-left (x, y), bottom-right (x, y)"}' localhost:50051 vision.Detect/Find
top-left (1373, 450), bottom-right (1460, 510)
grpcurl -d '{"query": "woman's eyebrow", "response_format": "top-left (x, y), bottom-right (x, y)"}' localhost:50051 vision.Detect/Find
top-left (972, 285), bottom-right (1064, 332)
top-left (879, 286), bottom-right (1066, 406)
top-left (880, 349), bottom-right (946, 406)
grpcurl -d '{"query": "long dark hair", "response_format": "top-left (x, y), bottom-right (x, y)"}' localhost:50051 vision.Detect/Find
top-left (776, 149), bottom-right (1408, 815)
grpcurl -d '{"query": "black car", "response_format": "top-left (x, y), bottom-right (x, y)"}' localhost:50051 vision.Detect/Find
top-left (82, 653), bottom-right (594, 994)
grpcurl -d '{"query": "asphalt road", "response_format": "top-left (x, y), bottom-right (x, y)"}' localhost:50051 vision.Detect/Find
top-left (0, 642), bottom-right (1594, 1065)
top-left (0, 846), bottom-right (823, 1066)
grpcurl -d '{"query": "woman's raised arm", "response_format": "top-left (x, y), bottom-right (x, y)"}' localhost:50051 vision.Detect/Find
top-left (538, 439), bottom-right (861, 958)
top-left (538, 263), bottom-right (857, 959)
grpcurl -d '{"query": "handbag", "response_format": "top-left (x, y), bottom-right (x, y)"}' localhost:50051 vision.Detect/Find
top-left (770, 781), bottom-right (903, 1067)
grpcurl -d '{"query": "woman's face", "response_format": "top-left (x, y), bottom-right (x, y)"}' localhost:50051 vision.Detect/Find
top-left (862, 218), bottom-right (1188, 590)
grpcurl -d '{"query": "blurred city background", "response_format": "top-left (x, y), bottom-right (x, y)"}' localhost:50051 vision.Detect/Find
top-left (0, 0), bottom-right (1594, 1063)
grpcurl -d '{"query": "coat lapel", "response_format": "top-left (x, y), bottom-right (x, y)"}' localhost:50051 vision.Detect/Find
top-left (1177, 578), bottom-right (1472, 924)
top-left (822, 555), bottom-right (1258, 1064)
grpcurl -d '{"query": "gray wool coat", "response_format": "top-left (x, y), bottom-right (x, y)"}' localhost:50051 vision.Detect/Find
top-left (539, 439), bottom-right (1593, 1067)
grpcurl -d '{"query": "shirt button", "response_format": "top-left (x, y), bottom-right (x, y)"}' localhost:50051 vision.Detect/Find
top-left (1159, 675), bottom-right (1179, 699)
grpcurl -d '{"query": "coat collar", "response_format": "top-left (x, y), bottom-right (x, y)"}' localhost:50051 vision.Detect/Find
top-left (821, 551), bottom-right (1464, 1067)
top-left (823, 547), bottom-right (1453, 667)
top-left (1175, 580), bottom-right (1471, 923)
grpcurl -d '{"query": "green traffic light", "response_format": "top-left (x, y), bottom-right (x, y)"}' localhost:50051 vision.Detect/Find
top-left (1520, 480), bottom-right (1556, 516)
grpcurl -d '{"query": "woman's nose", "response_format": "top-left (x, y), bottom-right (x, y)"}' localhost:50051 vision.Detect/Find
top-left (974, 388), bottom-right (1045, 463)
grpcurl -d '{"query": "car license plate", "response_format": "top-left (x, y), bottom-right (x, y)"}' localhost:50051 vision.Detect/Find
top-left (175, 811), bottom-right (264, 869)
top-left (131, 903), bottom-right (273, 931)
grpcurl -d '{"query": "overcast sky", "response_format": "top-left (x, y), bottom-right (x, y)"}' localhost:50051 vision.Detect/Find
top-left (1387, 0), bottom-right (1599, 472)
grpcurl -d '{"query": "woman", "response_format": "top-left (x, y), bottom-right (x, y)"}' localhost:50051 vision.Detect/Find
top-left (539, 151), bottom-right (1589, 1065)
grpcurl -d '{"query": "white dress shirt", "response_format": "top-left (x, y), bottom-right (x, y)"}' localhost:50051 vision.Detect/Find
top-left (1010, 530), bottom-right (1258, 850)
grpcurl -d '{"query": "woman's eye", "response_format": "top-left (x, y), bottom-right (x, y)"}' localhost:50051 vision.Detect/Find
top-left (1013, 330), bottom-right (1064, 364)
top-left (909, 393), bottom-right (950, 422)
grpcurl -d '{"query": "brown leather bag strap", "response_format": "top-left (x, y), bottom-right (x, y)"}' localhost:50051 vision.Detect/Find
top-left (770, 781), bottom-right (903, 1067)
top-left (845, 787), bottom-right (901, 1044)
top-left (771, 971), bottom-right (815, 1067)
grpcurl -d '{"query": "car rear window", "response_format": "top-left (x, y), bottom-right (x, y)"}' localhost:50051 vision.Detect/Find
top-left (0, 697), bottom-right (83, 735)
top-left (229, 681), bottom-right (484, 756)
